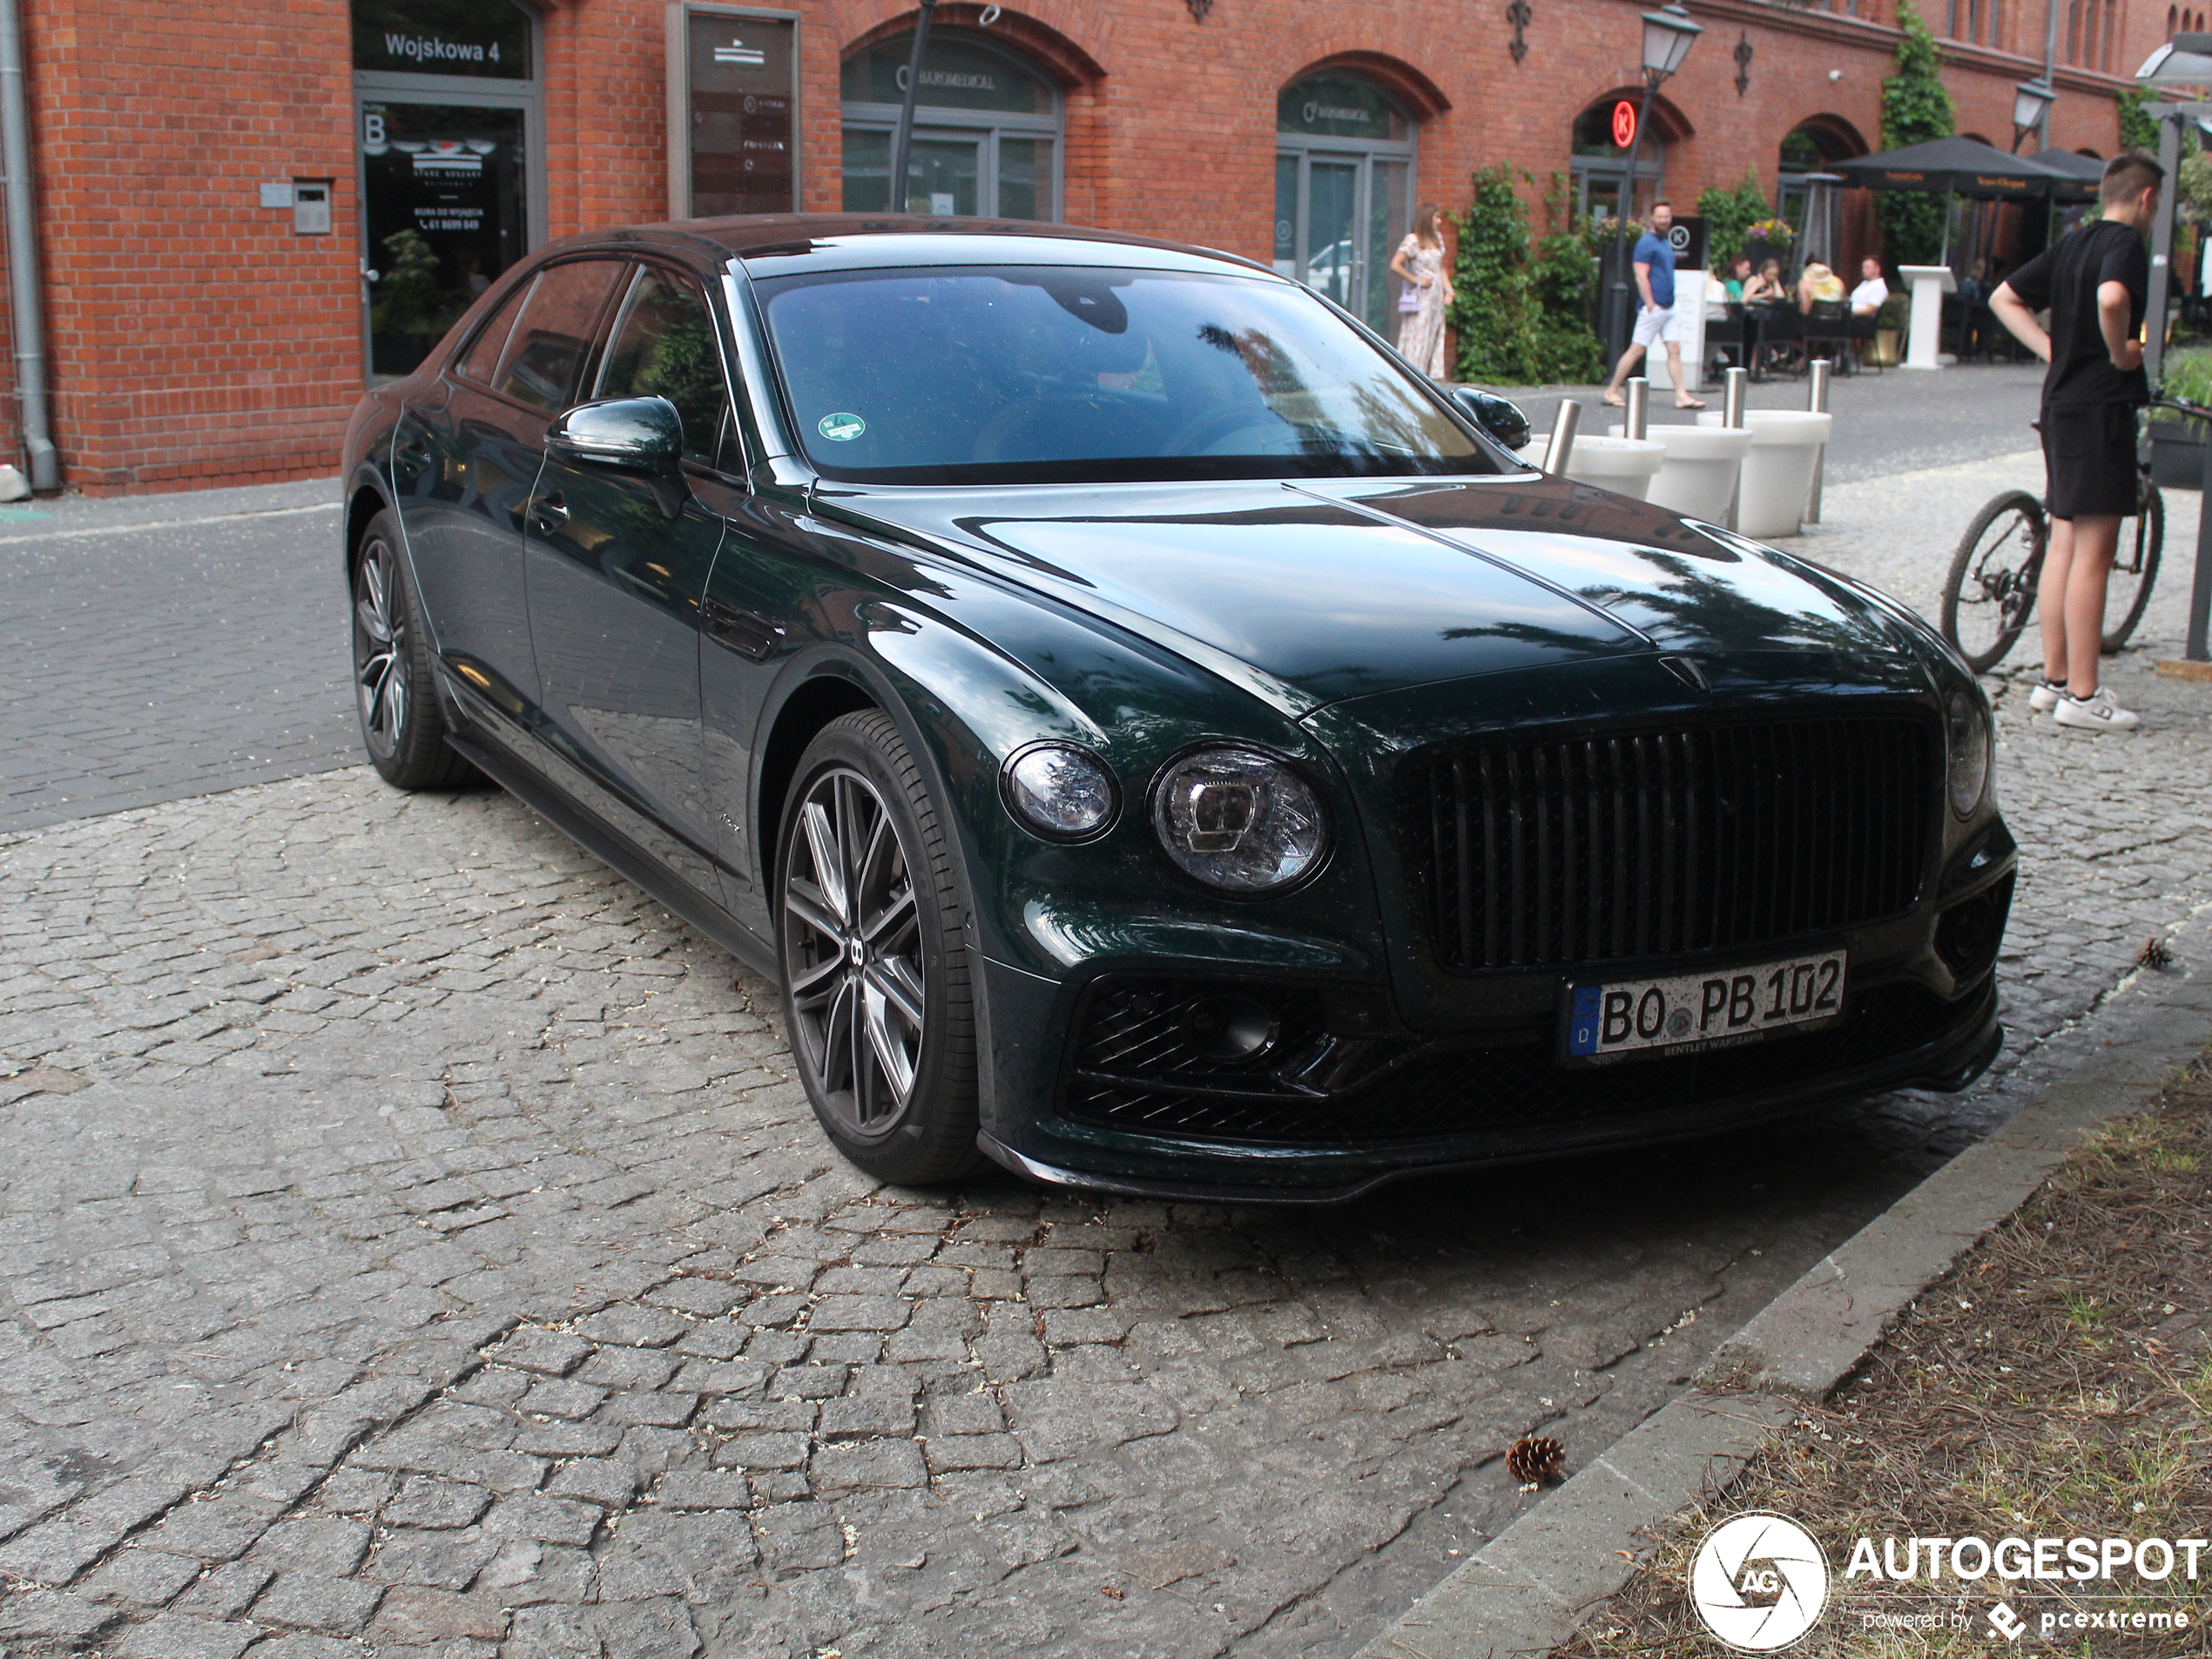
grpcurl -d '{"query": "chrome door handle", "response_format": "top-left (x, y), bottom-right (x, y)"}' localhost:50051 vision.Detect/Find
top-left (529, 495), bottom-right (568, 532)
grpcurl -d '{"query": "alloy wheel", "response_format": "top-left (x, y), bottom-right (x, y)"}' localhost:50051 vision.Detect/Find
top-left (354, 536), bottom-right (408, 759)
top-left (782, 766), bottom-right (928, 1138)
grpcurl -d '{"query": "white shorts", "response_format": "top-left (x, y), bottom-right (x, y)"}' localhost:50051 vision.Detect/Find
top-left (1633, 303), bottom-right (1683, 347)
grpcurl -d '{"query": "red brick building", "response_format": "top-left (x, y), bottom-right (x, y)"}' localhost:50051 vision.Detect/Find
top-left (0, 0), bottom-right (2157, 492)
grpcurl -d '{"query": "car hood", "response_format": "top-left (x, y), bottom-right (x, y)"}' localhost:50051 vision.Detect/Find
top-left (819, 473), bottom-right (1901, 715)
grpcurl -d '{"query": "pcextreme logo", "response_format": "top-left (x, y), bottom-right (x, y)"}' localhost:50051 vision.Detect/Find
top-left (1689, 1514), bottom-right (1831, 1650)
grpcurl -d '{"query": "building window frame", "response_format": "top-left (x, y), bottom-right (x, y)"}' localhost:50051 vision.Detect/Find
top-left (839, 29), bottom-right (1063, 220)
top-left (1274, 71), bottom-right (1418, 336)
top-left (353, 0), bottom-right (548, 387)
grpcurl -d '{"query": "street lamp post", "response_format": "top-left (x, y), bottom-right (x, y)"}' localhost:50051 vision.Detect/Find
top-left (2009, 78), bottom-right (2054, 152)
top-left (1603, 3), bottom-right (1703, 370)
top-left (887, 0), bottom-right (940, 217)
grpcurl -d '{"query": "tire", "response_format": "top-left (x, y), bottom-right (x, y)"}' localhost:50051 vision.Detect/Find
top-left (2102, 481), bottom-right (2162, 654)
top-left (1940, 489), bottom-right (2047, 673)
top-left (776, 710), bottom-right (984, 1185)
top-left (351, 511), bottom-right (475, 790)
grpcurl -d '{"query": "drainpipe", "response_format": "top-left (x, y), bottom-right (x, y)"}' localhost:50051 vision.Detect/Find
top-left (0, 0), bottom-right (55, 490)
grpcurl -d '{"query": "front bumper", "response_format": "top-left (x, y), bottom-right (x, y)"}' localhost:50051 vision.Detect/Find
top-left (973, 952), bottom-right (2005, 1205)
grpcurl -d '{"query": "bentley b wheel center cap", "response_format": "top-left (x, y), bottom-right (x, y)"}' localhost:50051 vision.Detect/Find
top-left (847, 935), bottom-right (866, 969)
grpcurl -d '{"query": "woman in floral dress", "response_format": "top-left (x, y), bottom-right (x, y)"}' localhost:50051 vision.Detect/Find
top-left (1388, 203), bottom-right (1453, 379)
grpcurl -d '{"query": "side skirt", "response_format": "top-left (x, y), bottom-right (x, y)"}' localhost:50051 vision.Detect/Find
top-left (443, 728), bottom-right (780, 984)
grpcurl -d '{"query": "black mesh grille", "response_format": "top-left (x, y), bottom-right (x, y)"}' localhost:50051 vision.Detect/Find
top-left (1063, 981), bottom-right (1974, 1146)
top-left (1075, 978), bottom-right (1331, 1084)
top-left (1935, 871), bottom-right (2015, 984)
top-left (1406, 717), bottom-right (1934, 973)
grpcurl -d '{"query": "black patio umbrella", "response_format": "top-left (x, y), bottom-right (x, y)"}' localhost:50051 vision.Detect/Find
top-left (2024, 147), bottom-right (2104, 202)
top-left (1829, 135), bottom-right (2082, 199)
top-left (1831, 136), bottom-right (2083, 264)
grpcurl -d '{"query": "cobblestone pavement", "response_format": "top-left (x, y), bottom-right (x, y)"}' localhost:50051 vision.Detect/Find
top-left (0, 447), bottom-right (2207, 1658)
top-left (0, 482), bottom-right (350, 833)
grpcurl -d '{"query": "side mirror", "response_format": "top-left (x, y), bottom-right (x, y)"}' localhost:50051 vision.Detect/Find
top-left (1453, 387), bottom-right (1533, 453)
top-left (547, 395), bottom-right (685, 476)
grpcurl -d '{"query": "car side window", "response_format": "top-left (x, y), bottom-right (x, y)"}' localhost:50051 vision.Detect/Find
top-left (493, 260), bottom-right (624, 413)
top-left (596, 266), bottom-right (737, 469)
top-left (452, 280), bottom-right (529, 386)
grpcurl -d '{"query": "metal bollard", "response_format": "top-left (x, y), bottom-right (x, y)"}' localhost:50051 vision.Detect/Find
top-left (1624, 377), bottom-right (1649, 442)
top-left (1722, 367), bottom-right (1748, 529)
top-left (1545, 399), bottom-right (1581, 476)
top-left (1806, 359), bottom-right (1831, 525)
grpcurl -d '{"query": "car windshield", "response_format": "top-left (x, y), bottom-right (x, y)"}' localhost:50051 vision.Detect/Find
top-left (755, 264), bottom-right (1501, 485)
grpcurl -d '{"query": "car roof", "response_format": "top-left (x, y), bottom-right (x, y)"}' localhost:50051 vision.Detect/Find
top-left (532, 214), bottom-right (1283, 282)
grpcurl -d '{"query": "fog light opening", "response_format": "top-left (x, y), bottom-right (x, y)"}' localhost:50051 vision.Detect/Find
top-left (1182, 994), bottom-right (1278, 1062)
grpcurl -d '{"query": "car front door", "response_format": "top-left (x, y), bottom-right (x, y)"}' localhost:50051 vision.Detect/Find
top-left (522, 262), bottom-right (736, 900)
top-left (392, 259), bottom-right (626, 725)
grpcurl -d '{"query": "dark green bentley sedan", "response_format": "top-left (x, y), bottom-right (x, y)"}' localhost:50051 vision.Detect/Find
top-left (340, 215), bottom-right (2013, 1202)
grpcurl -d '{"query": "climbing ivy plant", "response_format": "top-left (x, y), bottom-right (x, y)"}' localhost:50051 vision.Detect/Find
top-left (1448, 167), bottom-right (1604, 386)
top-left (1878, 0), bottom-right (1956, 266)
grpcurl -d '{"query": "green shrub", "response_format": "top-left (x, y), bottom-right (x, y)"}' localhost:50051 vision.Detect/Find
top-left (1698, 170), bottom-right (1772, 269)
top-left (1449, 167), bottom-right (1604, 386)
top-left (2162, 344), bottom-right (2212, 404)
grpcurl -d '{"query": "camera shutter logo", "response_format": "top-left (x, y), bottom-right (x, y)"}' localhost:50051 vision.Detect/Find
top-left (1689, 1514), bottom-right (1830, 1650)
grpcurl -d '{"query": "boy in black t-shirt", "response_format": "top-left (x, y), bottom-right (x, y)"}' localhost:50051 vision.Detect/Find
top-left (1990, 152), bottom-right (2163, 732)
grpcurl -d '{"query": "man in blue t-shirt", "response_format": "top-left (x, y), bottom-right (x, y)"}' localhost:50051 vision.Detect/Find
top-left (1603, 201), bottom-right (1705, 410)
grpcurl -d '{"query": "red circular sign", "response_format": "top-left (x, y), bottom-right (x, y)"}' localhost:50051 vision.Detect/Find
top-left (1612, 99), bottom-right (1638, 148)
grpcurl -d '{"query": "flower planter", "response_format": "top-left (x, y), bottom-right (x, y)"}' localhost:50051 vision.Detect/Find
top-left (1868, 328), bottom-right (1902, 369)
top-left (1697, 409), bottom-right (1832, 537)
top-left (1621, 421), bottom-right (1754, 522)
top-left (2148, 418), bottom-right (2209, 491)
top-left (1547, 434), bottom-right (1665, 499)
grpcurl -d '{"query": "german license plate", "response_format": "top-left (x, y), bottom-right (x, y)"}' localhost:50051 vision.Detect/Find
top-left (1563, 950), bottom-right (1847, 1063)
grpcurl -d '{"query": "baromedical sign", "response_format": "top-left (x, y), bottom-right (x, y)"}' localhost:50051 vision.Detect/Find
top-left (669, 3), bottom-right (799, 219)
top-left (1611, 98), bottom-right (1638, 149)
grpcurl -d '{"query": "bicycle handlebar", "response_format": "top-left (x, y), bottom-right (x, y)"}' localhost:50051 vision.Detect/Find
top-left (2148, 388), bottom-right (2212, 423)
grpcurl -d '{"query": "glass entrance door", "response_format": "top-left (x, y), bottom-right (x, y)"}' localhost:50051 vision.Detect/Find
top-left (360, 98), bottom-right (527, 378)
top-left (1274, 152), bottom-right (1411, 334)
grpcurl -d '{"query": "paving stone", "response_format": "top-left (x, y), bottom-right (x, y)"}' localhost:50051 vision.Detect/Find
top-left (111, 1614), bottom-right (260, 1659)
top-left (370, 1585), bottom-right (509, 1643)
top-left (78, 1545), bottom-right (206, 1607)
top-left (378, 1477), bottom-right (493, 1531)
top-left (247, 1517), bottom-right (369, 1578)
top-left (248, 1568), bottom-right (384, 1635)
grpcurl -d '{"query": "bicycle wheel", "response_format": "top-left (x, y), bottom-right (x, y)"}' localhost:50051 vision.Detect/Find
top-left (1941, 489), bottom-right (2047, 672)
top-left (2101, 480), bottom-right (2162, 653)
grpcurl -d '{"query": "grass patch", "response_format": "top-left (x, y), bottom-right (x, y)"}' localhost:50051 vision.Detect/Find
top-left (1558, 1062), bottom-right (2212, 1656)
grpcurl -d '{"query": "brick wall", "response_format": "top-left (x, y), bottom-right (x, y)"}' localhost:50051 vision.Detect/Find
top-left (10, 0), bottom-right (2141, 493)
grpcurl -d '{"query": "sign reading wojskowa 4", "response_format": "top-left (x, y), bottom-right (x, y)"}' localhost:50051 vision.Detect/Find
top-left (1689, 1515), bottom-right (2202, 1652)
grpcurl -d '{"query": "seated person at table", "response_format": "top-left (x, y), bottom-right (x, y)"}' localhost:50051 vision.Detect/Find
top-left (1850, 257), bottom-right (1889, 315)
top-left (1723, 255), bottom-right (1755, 302)
top-left (1743, 259), bottom-right (1785, 304)
top-left (1797, 261), bottom-right (1845, 312)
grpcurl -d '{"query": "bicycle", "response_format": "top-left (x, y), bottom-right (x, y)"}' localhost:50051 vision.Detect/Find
top-left (1936, 391), bottom-right (2210, 673)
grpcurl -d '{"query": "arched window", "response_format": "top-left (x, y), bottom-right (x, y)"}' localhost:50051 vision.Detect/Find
top-left (840, 31), bottom-right (1062, 219)
top-left (1777, 123), bottom-right (1859, 227)
top-left (1570, 98), bottom-right (1662, 226)
top-left (1273, 71), bottom-right (1417, 336)
top-left (353, 0), bottom-right (543, 381)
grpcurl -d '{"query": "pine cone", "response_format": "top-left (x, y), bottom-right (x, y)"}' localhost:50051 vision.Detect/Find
top-left (1506, 1433), bottom-right (1566, 1486)
top-left (2138, 936), bottom-right (2175, 969)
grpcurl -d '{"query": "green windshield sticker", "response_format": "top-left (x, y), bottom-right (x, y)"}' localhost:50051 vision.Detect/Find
top-left (818, 412), bottom-right (867, 442)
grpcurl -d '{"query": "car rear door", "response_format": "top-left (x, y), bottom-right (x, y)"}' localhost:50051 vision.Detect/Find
top-left (391, 259), bottom-right (626, 725)
top-left (521, 261), bottom-right (737, 900)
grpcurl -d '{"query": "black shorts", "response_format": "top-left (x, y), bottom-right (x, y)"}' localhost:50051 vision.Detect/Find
top-left (2041, 402), bottom-right (2141, 521)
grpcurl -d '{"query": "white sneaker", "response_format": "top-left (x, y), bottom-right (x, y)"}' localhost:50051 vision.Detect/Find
top-left (2053, 686), bottom-right (2141, 731)
top-left (2027, 678), bottom-right (2065, 712)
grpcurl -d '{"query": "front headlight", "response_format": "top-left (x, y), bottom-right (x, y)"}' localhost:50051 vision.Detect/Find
top-left (1151, 747), bottom-right (1328, 893)
top-left (1002, 742), bottom-right (1117, 841)
top-left (1946, 690), bottom-right (1991, 817)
